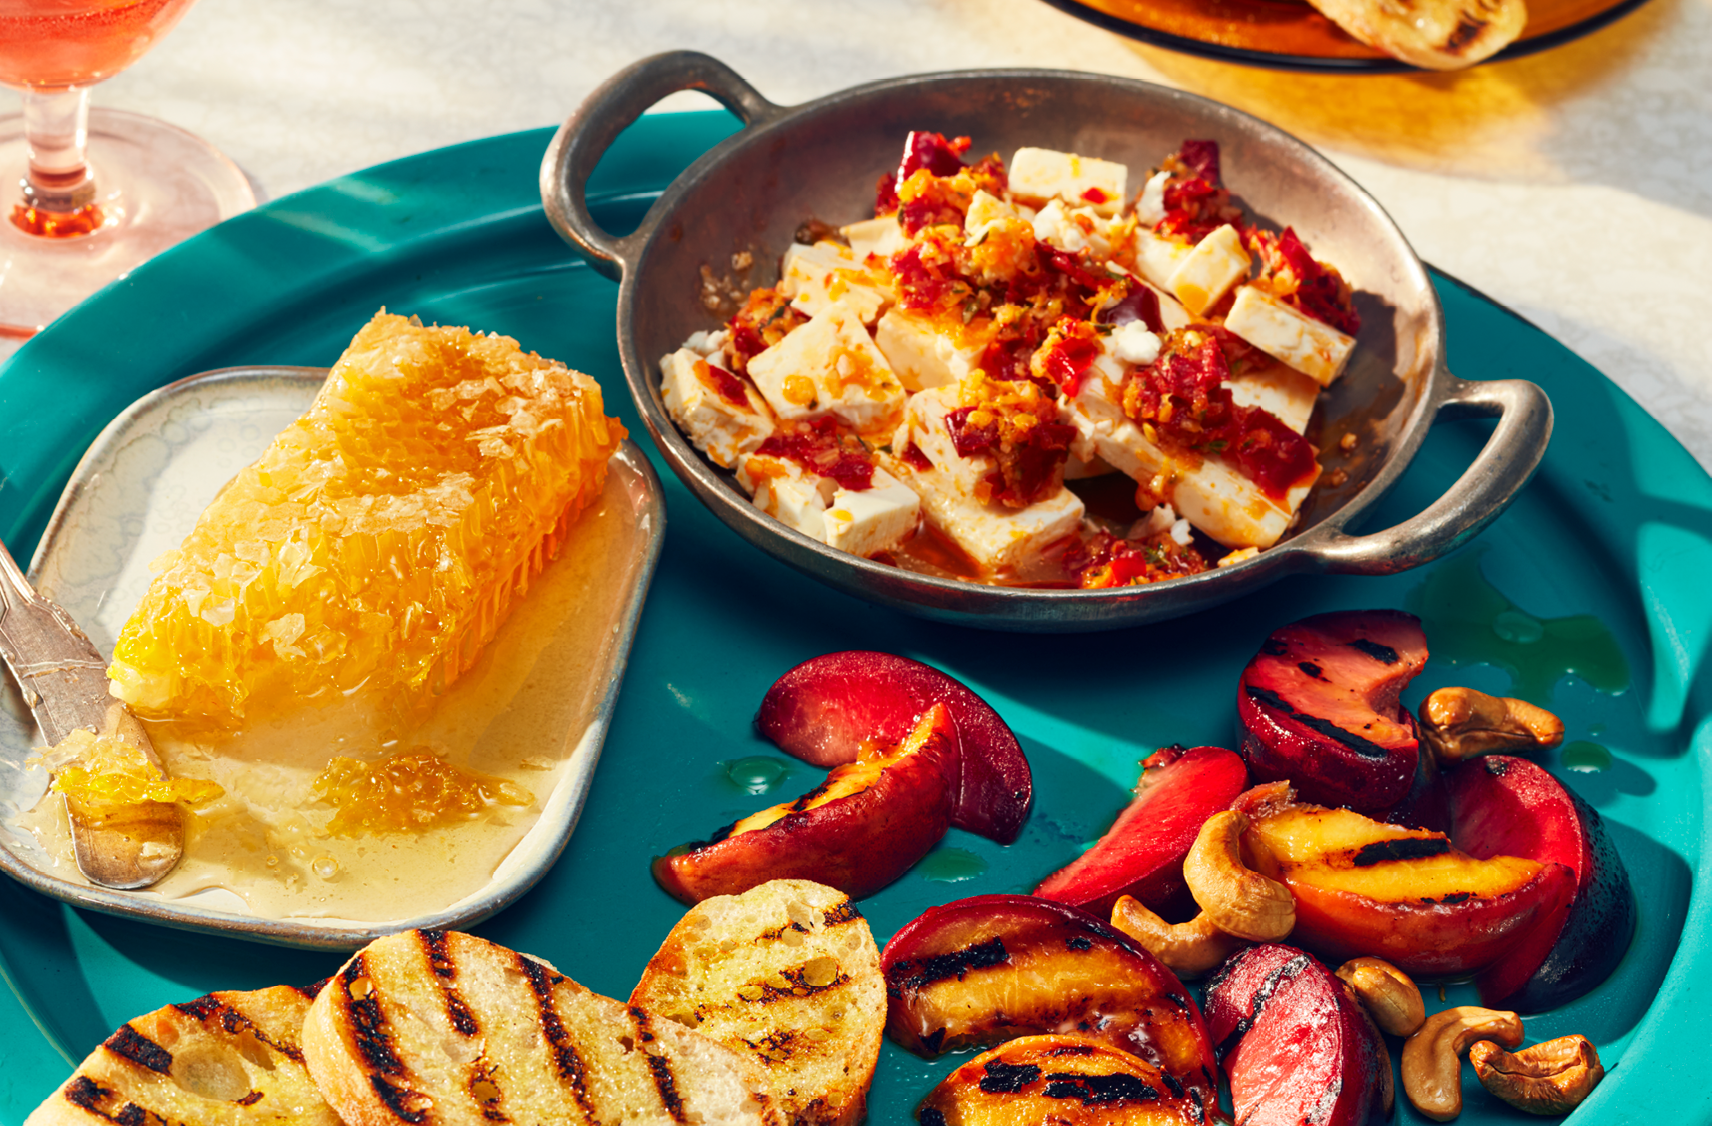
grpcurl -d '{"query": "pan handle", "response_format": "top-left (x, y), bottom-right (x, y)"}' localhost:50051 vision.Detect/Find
top-left (1302, 375), bottom-right (1553, 573)
top-left (541, 51), bottom-right (784, 282)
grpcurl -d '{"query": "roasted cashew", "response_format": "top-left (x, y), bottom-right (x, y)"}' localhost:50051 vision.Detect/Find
top-left (1110, 896), bottom-right (1246, 977)
top-left (1336, 956), bottom-right (1426, 1037)
top-left (1470, 1035), bottom-right (1604, 1116)
top-left (1401, 1006), bottom-right (1524, 1121)
top-left (1419, 687), bottom-right (1564, 763)
top-left (1181, 810), bottom-right (1295, 942)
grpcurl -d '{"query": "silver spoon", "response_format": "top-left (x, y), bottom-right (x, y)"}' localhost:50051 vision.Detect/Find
top-left (0, 534), bottom-right (182, 889)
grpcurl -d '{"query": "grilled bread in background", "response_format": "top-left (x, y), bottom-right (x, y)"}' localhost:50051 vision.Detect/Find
top-left (1305, 0), bottom-right (1528, 68)
top-left (26, 985), bottom-right (339, 1126)
top-left (631, 879), bottom-right (884, 1126)
top-left (302, 928), bottom-right (778, 1126)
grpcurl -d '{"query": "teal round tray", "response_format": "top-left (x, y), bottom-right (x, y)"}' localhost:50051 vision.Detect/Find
top-left (1, 112), bottom-right (1707, 1123)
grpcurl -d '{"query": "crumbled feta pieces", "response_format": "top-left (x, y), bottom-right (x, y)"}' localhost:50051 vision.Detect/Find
top-left (659, 347), bottom-right (775, 469)
top-left (780, 241), bottom-right (892, 324)
top-left (1009, 148), bottom-right (1128, 217)
top-left (1135, 170), bottom-right (1171, 226)
top-left (746, 301), bottom-right (906, 433)
top-left (684, 329), bottom-right (727, 357)
top-left (1224, 285), bottom-right (1357, 386)
top-left (1110, 321), bottom-right (1163, 366)
top-left (873, 309), bottom-right (984, 393)
top-left (1166, 223), bottom-right (1250, 316)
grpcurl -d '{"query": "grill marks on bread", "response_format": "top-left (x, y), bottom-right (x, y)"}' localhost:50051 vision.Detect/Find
top-left (632, 880), bottom-right (885, 1126)
top-left (25, 986), bottom-right (339, 1126)
top-left (301, 929), bottom-right (777, 1126)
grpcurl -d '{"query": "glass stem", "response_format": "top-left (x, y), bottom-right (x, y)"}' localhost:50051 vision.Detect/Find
top-left (19, 85), bottom-right (96, 213)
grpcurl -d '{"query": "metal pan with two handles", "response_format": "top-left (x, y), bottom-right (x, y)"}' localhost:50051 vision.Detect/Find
top-left (541, 51), bottom-right (1550, 632)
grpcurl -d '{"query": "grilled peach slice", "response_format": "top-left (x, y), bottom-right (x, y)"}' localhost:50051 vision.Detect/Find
top-left (653, 704), bottom-right (957, 903)
top-left (1235, 787), bottom-right (1575, 977)
top-left (881, 894), bottom-right (1218, 1107)
top-left (1237, 610), bottom-right (1427, 811)
top-left (755, 650), bottom-right (1033, 843)
top-left (1447, 755), bottom-right (1636, 1010)
top-left (916, 1035), bottom-right (1209, 1126)
top-left (1203, 944), bottom-right (1388, 1126)
top-left (1034, 744), bottom-right (1249, 921)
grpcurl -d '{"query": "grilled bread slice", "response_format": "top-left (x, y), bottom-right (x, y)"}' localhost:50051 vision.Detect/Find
top-left (631, 879), bottom-right (884, 1126)
top-left (302, 928), bottom-right (778, 1126)
top-left (1304, 0), bottom-right (1528, 69)
top-left (26, 984), bottom-right (338, 1126)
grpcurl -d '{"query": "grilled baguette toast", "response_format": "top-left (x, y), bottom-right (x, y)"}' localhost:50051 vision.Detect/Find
top-left (302, 928), bottom-right (779, 1126)
top-left (1304, 0), bottom-right (1528, 68)
top-left (26, 985), bottom-right (338, 1126)
top-left (631, 880), bottom-right (884, 1126)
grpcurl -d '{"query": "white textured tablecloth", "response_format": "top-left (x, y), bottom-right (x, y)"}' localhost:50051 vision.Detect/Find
top-left (8, 0), bottom-right (1710, 470)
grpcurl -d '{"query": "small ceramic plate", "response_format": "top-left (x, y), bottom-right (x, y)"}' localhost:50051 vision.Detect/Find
top-left (0, 366), bottom-right (664, 950)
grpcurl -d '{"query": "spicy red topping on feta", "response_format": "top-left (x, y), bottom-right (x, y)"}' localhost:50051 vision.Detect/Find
top-left (659, 132), bottom-right (1361, 587)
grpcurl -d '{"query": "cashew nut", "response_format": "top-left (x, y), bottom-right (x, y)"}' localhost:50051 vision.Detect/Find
top-left (1110, 896), bottom-right (1245, 977)
top-left (1419, 687), bottom-right (1564, 763)
top-left (1401, 1006), bottom-right (1524, 1121)
top-left (1470, 1035), bottom-right (1604, 1116)
top-left (1336, 956), bottom-right (1426, 1037)
top-left (1181, 810), bottom-right (1295, 942)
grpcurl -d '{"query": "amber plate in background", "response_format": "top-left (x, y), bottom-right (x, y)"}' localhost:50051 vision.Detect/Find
top-left (1040, 0), bottom-right (1654, 71)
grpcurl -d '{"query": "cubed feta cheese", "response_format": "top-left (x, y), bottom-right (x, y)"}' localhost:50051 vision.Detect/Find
top-left (1130, 228), bottom-right (1193, 291)
top-left (895, 385), bottom-right (992, 498)
top-left (964, 189), bottom-right (1020, 245)
top-left (780, 241), bottom-right (892, 324)
top-left (1166, 223), bottom-right (1250, 316)
top-left (738, 456), bottom-right (919, 557)
top-left (739, 456), bottom-right (834, 542)
top-left (885, 456), bottom-right (1086, 573)
top-left (1224, 285), bottom-right (1357, 387)
top-left (1227, 362), bottom-right (1321, 434)
top-left (841, 215), bottom-right (908, 260)
top-left (1063, 362), bottom-right (1316, 549)
top-left (873, 308), bottom-right (985, 393)
top-left (824, 469), bottom-right (921, 557)
top-left (659, 347), bottom-right (776, 469)
top-left (1009, 147), bottom-right (1128, 217)
top-left (746, 301), bottom-right (906, 434)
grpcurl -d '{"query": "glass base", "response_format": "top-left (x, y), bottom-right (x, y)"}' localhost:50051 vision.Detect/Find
top-left (0, 107), bottom-right (256, 347)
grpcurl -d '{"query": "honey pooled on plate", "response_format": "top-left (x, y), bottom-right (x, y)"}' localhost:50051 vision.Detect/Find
top-left (20, 312), bottom-right (639, 922)
top-left (106, 310), bottom-right (626, 733)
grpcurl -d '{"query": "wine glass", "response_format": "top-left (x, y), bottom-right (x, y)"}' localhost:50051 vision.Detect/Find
top-left (0, 0), bottom-right (255, 346)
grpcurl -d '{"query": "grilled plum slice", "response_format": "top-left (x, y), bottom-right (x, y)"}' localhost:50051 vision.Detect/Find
top-left (654, 705), bottom-right (957, 902)
top-left (1447, 755), bottom-right (1636, 1010)
top-left (1237, 610), bottom-right (1428, 811)
top-left (916, 1034), bottom-right (1210, 1126)
top-left (881, 894), bottom-right (1218, 1108)
top-left (755, 650), bottom-right (1032, 843)
top-left (1204, 944), bottom-right (1387, 1126)
top-left (1035, 744), bottom-right (1250, 921)
top-left (1234, 785), bottom-right (1576, 977)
